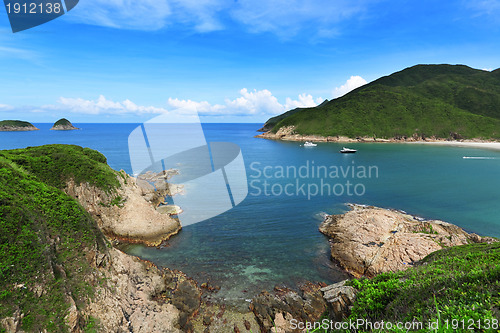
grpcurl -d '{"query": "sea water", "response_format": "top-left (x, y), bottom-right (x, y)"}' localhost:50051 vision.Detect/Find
top-left (2, 123), bottom-right (500, 305)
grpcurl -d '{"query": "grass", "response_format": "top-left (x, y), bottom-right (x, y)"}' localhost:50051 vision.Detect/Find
top-left (339, 242), bottom-right (500, 332)
top-left (0, 144), bottom-right (120, 192)
top-left (270, 64), bottom-right (500, 139)
top-left (0, 145), bottom-right (112, 332)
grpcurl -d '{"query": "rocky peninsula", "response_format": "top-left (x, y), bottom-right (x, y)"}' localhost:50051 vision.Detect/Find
top-left (50, 118), bottom-right (80, 130)
top-left (0, 120), bottom-right (39, 131)
top-left (65, 170), bottom-right (183, 247)
top-left (255, 125), bottom-right (494, 144)
top-left (319, 204), bottom-right (497, 278)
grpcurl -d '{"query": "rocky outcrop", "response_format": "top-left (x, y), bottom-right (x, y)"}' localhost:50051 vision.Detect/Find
top-left (319, 204), bottom-right (497, 278)
top-left (320, 280), bottom-right (357, 321)
top-left (50, 118), bottom-right (79, 130)
top-left (65, 171), bottom-right (181, 246)
top-left (81, 248), bottom-right (186, 333)
top-left (255, 126), bottom-right (470, 143)
top-left (255, 127), bottom-right (389, 143)
top-left (250, 283), bottom-right (327, 333)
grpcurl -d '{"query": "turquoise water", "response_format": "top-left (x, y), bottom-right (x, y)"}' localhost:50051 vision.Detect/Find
top-left (2, 123), bottom-right (500, 305)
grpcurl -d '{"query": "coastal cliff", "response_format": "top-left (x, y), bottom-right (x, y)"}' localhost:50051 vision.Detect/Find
top-left (255, 125), bottom-right (464, 143)
top-left (319, 204), bottom-right (496, 278)
top-left (0, 120), bottom-right (39, 131)
top-left (65, 171), bottom-right (181, 247)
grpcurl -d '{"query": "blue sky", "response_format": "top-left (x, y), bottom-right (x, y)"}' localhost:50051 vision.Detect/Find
top-left (0, 0), bottom-right (499, 123)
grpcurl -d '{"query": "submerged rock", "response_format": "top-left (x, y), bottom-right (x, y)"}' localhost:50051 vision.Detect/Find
top-left (319, 204), bottom-right (497, 278)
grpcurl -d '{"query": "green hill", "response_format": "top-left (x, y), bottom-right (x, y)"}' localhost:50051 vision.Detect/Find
top-left (258, 99), bottom-right (329, 132)
top-left (0, 145), bottom-right (119, 332)
top-left (266, 65), bottom-right (500, 139)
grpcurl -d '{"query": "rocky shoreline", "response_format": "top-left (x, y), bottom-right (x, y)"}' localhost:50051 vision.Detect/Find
top-left (319, 204), bottom-right (497, 278)
top-left (68, 167), bottom-right (499, 332)
top-left (31, 164), bottom-right (498, 332)
top-left (0, 125), bottom-right (39, 131)
top-left (255, 125), bottom-right (499, 144)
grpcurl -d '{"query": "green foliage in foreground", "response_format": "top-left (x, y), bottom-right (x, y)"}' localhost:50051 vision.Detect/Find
top-left (270, 64), bottom-right (500, 139)
top-left (0, 120), bottom-right (35, 128)
top-left (0, 144), bottom-right (120, 192)
top-left (0, 151), bottom-right (108, 332)
top-left (342, 242), bottom-right (500, 332)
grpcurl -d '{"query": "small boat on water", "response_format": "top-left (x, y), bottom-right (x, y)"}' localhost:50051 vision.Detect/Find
top-left (340, 147), bottom-right (357, 153)
top-left (304, 141), bottom-right (317, 147)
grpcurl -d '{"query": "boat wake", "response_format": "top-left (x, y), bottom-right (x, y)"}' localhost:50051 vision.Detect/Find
top-left (463, 156), bottom-right (498, 160)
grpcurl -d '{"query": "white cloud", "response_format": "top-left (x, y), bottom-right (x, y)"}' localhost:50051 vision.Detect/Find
top-left (0, 104), bottom-right (13, 111)
top-left (225, 88), bottom-right (284, 115)
top-left (285, 94), bottom-right (324, 110)
top-left (168, 89), bottom-right (324, 117)
top-left (69, 0), bottom-right (172, 30)
top-left (47, 95), bottom-right (169, 115)
top-left (230, 0), bottom-right (372, 38)
top-left (467, 0), bottom-right (500, 16)
top-left (333, 75), bottom-right (368, 98)
top-left (28, 89), bottom-right (325, 118)
top-left (482, 68), bottom-right (494, 71)
top-left (68, 0), bottom-right (378, 36)
top-left (69, 0), bottom-right (227, 32)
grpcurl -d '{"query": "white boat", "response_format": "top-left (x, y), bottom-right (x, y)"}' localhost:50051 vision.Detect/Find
top-left (340, 147), bottom-right (357, 153)
top-left (304, 141), bottom-right (317, 147)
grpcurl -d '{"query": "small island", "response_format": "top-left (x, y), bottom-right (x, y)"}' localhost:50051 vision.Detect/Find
top-left (50, 118), bottom-right (79, 130)
top-left (0, 120), bottom-right (39, 131)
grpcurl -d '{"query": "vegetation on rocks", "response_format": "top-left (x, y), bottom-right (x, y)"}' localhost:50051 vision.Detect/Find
top-left (0, 144), bottom-right (120, 192)
top-left (266, 65), bottom-right (500, 140)
top-left (0, 150), bottom-right (108, 332)
top-left (0, 120), bottom-right (35, 128)
top-left (343, 242), bottom-right (500, 332)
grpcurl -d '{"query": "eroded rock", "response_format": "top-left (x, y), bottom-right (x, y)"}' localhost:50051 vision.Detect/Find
top-left (250, 283), bottom-right (327, 333)
top-left (319, 204), bottom-right (497, 278)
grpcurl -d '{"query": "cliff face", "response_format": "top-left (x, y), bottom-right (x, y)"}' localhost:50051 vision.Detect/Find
top-left (319, 204), bottom-right (497, 278)
top-left (64, 172), bottom-right (181, 247)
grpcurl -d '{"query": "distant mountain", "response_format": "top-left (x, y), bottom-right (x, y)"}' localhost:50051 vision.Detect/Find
top-left (262, 65), bottom-right (500, 140)
top-left (0, 120), bottom-right (38, 131)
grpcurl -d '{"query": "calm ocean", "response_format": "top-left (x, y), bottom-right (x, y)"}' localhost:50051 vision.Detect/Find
top-left (2, 123), bottom-right (500, 305)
